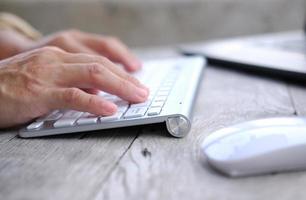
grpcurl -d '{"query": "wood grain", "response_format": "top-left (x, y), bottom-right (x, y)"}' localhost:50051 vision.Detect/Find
top-left (289, 84), bottom-right (306, 115)
top-left (96, 66), bottom-right (300, 200)
top-left (0, 128), bottom-right (140, 200)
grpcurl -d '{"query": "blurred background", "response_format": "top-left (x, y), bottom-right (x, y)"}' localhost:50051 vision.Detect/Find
top-left (0, 0), bottom-right (304, 47)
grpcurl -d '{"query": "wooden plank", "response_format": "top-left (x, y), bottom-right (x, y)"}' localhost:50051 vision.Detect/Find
top-left (289, 84), bottom-right (306, 115)
top-left (96, 66), bottom-right (300, 200)
top-left (0, 127), bottom-right (139, 200)
top-left (0, 130), bottom-right (17, 146)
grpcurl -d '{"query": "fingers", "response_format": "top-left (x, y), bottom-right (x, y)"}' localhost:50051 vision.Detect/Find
top-left (33, 47), bottom-right (149, 104)
top-left (82, 88), bottom-right (100, 95)
top-left (76, 32), bottom-right (142, 72)
top-left (58, 63), bottom-right (149, 103)
top-left (44, 30), bottom-right (142, 72)
top-left (52, 35), bottom-right (98, 55)
top-left (96, 36), bottom-right (142, 72)
top-left (48, 88), bottom-right (117, 116)
top-left (62, 53), bottom-right (145, 88)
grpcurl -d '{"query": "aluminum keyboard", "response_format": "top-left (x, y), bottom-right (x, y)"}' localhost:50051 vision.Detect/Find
top-left (19, 56), bottom-right (205, 138)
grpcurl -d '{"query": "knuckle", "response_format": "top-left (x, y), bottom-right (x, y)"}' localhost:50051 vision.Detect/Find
top-left (63, 88), bottom-right (81, 104)
top-left (39, 46), bottom-right (62, 54)
top-left (98, 56), bottom-right (111, 65)
top-left (106, 36), bottom-right (120, 44)
top-left (87, 96), bottom-right (99, 108)
top-left (84, 54), bottom-right (104, 63)
top-left (87, 63), bottom-right (104, 81)
top-left (36, 46), bottom-right (64, 59)
top-left (98, 56), bottom-right (109, 63)
top-left (52, 33), bottom-right (70, 45)
top-left (117, 79), bottom-right (129, 95)
top-left (102, 36), bottom-right (120, 47)
top-left (126, 74), bottom-right (139, 84)
top-left (52, 29), bottom-right (81, 44)
top-left (29, 47), bottom-right (63, 65)
top-left (66, 29), bottom-right (81, 36)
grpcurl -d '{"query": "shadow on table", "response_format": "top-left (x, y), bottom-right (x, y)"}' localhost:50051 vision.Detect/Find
top-left (18, 123), bottom-right (171, 140)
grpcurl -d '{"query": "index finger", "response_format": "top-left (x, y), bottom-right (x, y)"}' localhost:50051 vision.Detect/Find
top-left (47, 87), bottom-right (117, 116)
top-left (77, 33), bottom-right (142, 72)
top-left (57, 63), bottom-right (149, 103)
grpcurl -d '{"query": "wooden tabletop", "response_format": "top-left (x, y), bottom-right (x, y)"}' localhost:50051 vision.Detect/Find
top-left (0, 48), bottom-right (306, 200)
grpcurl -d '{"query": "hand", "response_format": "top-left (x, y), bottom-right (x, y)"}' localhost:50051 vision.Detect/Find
top-left (0, 29), bottom-right (141, 72)
top-left (0, 47), bottom-right (149, 128)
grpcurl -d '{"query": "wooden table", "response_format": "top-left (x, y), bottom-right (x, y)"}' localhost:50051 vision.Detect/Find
top-left (1, 48), bottom-right (306, 200)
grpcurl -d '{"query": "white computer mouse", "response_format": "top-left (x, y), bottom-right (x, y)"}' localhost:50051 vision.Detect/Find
top-left (201, 117), bottom-right (306, 177)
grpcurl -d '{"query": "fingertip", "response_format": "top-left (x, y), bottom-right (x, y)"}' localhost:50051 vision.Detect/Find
top-left (126, 59), bottom-right (142, 72)
top-left (140, 84), bottom-right (150, 93)
top-left (101, 101), bottom-right (117, 115)
top-left (135, 88), bottom-right (149, 102)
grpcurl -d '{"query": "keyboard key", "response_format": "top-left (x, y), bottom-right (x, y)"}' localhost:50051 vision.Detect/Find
top-left (77, 118), bottom-right (99, 125)
top-left (154, 96), bottom-right (167, 102)
top-left (113, 100), bottom-right (129, 112)
top-left (27, 121), bottom-right (44, 130)
top-left (99, 92), bottom-right (114, 99)
top-left (147, 107), bottom-right (162, 116)
top-left (156, 91), bottom-right (169, 97)
top-left (162, 81), bottom-right (175, 87)
top-left (77, 113), bottom-right (99, 125)
top-left (53, 111), bottom-right (83, 128)
top-left (61, 110), bottom-right (83, 119)
top-left (104, 96), bottom-right (120, 102)
top-left (150, 101), bottom-right (164, 108)
top-left (159, 87), bottom-right (172, 92)
top-left (148, 92), bottom-right (157, 99)
top-left (100, 112), bottom-right (123, 122)
top-left (124, 107), bottom-right (147, 119)
top-left (54, 119), bottom-right (77, 128)
top-left (130, 100), bottom-right (152, 108)
top-left (36, 110), bottom-right (63, 122)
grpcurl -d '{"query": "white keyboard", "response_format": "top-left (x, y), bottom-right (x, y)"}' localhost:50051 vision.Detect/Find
top-left (19, 56), bottom-right (205, 138)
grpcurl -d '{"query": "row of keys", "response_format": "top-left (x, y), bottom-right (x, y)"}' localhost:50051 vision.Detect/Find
top-left (27, 106), bottom-right (163, 130)
top-left (27, 101), bottom-right (162, 130)
top-left (55, 111), bottom-right (125, 128)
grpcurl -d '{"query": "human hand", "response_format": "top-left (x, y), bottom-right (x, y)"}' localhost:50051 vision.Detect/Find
top-left (0, 29), bottom-right (141, 72)
top-left (0, 47), bottom-right (149, 128)
top-left (28, 30), bottom-right (142, 72)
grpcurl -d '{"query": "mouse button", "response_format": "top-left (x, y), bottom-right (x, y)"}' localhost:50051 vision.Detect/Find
top-left (218, 132), bottom-right (252, 148)
top-left (204, 141), bottom-right (236, 161)
top-left (232, 131), bottom-right (288, 159)
top-left (202, 127), bottom-right (241, 148)
top-left (204, 133), bottom-right (251, 161)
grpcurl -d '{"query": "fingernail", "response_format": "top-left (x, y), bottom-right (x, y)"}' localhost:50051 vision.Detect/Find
top-left (129, 59), bottom-right (142, 70)
top-left (137, 88), bottom-right (148, 99)
top-left (104, 103), bottom-right (117, 114)
top-left (139, 83), bottom-right (149, 92)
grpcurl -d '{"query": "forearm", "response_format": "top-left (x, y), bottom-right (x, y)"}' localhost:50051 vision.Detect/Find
top-left (0, 12), bottom-right (42, 60)
top-left (0, 29), bottom-right (34, 60)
